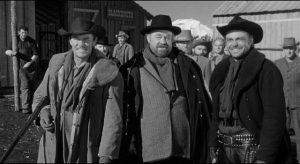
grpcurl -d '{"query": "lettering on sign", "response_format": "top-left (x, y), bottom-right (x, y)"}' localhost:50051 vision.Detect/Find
top-left (107, 8), bottom-right (134, 20)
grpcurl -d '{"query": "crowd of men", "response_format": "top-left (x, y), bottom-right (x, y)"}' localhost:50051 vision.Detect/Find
top-left (4, 14), bottom-right (300, 163)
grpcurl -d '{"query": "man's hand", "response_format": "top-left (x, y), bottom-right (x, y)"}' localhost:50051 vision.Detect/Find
top-left (23, 61), bottom-right (32, 69)
top-left (39, 107), bottom-right (54, 132)
top-left (210, 147), bottom-right (219, 163)
top-left (5, 50), bottom-right (17, 57)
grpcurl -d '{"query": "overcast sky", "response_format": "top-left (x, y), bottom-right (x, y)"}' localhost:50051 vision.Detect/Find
top-left (135, 1), bottom-right (224, 28)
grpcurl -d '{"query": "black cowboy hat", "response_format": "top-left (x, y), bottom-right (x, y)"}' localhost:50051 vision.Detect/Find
top-left (97, 36), bottom-right (113, 46)
top-left (217, 16), bottom-right (263, 44)
top-left (57, 17), bottom-right (106, 39)
top-left (140, 15), bottom-right (181, 35)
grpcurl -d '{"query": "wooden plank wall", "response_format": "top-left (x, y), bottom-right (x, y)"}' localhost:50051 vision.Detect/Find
top-left (212, 11), bottom-right (300, 61)
top-left (0, 1), bottom-right (35, 87)
top-left (67, 1), bottom-right (147, 53)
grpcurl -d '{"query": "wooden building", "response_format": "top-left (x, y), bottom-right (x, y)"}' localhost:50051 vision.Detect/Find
top-left (212, 1), bottom-right (300, 61)
top-left (0, 1), bottom-right (153, 87)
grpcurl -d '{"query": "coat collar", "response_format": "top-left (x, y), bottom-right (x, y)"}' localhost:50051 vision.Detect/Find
top-left (210, 48), bottom-right (266, 92)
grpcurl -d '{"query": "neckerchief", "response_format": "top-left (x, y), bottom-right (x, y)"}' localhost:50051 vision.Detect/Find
top-left (143, 45), bottom-right (177, 92)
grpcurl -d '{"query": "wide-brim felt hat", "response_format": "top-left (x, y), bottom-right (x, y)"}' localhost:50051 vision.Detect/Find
top-left (115, 31), bottom-right (129, 39)
top-left (217, 16), bottom-right (263, 44)
top-left (57, 17), bottom-right (106, 39)
top-left (191, 39), bottom-right (212, 51)
top-left (97, 36), bottom-right (112, 46)
top-left (174, 30), bottom-right (194, 42)
top-left (282, 37), bottom-right (296, 48)
top-left (140, 14), bottom-right (181, 35)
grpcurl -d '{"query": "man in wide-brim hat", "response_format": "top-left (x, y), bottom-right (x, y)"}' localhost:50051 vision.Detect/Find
top-left (274, 37), bottom-right (300, 163)
top-left (33, 17), bottom-right (124, 163)
top-left (119, 14), bottom-right (212, 164)
top-left (112, 30), bottom-right (134, 66)
top-left (209, 16), bottom-right (292, 163)
top-left (174, 30), bottom-right (194, 55)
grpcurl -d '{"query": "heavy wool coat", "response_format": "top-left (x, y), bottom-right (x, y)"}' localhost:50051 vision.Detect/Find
top-left (208, 48), bottom-right (292, 163)
top-left (32, 50), bottom-right (124, 163)
top-left (119, 47), bottom-right (212, 163)
top-left (112, 43), bottom-right (134, 65)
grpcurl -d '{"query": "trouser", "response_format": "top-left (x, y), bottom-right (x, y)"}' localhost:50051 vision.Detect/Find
top-left (291, 107), bottom-right (300, 161)
top-left (144, 157), bottom-right (192, 164)
top-left (217, 130), bottom-right (259, 163)
top-left (19, 68), bottom-right (36, 109)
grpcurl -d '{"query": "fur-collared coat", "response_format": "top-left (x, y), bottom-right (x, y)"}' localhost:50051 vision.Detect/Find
top-left (208, 48), bottom-right (292, 163)
top-left (32, 50), bottom-right (124, 163)
top-left (119, 47), bottom-right (212, 163)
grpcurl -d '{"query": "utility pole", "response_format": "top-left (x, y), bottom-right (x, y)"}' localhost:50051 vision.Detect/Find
top-left (10, 1), bottom-right (20, 111)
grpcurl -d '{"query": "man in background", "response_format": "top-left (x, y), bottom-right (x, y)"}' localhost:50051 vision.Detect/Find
top-left (174, 30), bottom-right (194, 55)
top-left (210, 37), bottom-right (229, 72)
top-left (5, 25), bottom-right (39, 114)
top-left (274, 37), bottom-right (300, 163)
top-left (112, 31), bottom-right (134, 66)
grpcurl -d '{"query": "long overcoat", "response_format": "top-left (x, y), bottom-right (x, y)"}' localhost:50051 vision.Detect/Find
top-left (119, 47), bottom-right (212, 163)
top-left (208, 48), bottom-right (292, 163)
top-left (32, 50), bottom-right (124, 163)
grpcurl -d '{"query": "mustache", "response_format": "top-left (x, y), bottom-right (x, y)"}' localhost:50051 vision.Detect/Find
top-left (157, 44), bottom-right (168, 48)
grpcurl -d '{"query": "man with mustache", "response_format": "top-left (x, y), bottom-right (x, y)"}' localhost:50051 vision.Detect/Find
top-left (208, 16), bottom-right (292, 163)
top-left (32, 17), bottom-right (124, 163)
top-left (274, 37), bottom-right (300, 163)
top-left (119, 15), bottom-right (212, 164)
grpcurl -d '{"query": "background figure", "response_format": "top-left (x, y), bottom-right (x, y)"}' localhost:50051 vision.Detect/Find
top-left (5, 25), bottom-right (39, 114)
top-left (174, 30), bottom-right (194, 55)
top-left (274, 37), bottom-right (300, 163)
top-left (210, 37), bottom-right (229, 72)
top-left (296, 41), bottom-right (300, 57)
top-left (190, 39), bottom-right (212, 98)
top-left (33, 17), bottom-right (124, 163)
top-left (95, 36), bottom-right (120, 67)
top-left (119, 15), bottom-right (212, 164)
top-left (112, 31), bottom-right (134, 66)
top-left (209, 16), bottom-right (292, 163)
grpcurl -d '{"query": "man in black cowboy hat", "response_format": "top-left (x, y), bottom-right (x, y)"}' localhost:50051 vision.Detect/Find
top-left (119, 14), bottom-right (212, 164)
top-left (208, 16), bottom-right (292, 163)
top-left (274, 37), bottom-right (300, 163)
top-left (95, 36), bottom-right (120, 67)
top-left (32, 17), bottom-right (124, 163)
top-left (112, 31), bottom-right (134, 66)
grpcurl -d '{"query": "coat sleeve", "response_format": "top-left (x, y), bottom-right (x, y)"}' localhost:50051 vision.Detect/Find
top-left (256, 63), bottom-right (286, 162)
top-left (98, 73), bottom-right (124, 160)
top-left (32, 68), bottom-right (50, 112)
top-left (128, 44), bottom-right (134, 61)
top-left (112, 45), bottom-right (117, 58)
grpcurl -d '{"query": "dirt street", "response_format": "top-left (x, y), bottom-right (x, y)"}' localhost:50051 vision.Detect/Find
top-left (0, 95), bottom-right (42, 163)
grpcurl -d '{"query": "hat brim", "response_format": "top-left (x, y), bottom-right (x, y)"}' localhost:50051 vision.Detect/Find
top-left (57, 25), bottom-right (106, 39)
top-left (217, 21), bottom-right (263, 44)
top-left (115, 34), bottom-right (129, 39)
top-left (140, 26), bottom-right (181, 35)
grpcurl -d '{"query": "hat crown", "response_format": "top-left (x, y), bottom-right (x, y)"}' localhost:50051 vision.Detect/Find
top-left (175, 30), bottom-right (193, 41)
top-left (283, 37), bottom-right (296, 48)
top-left (150, 15), bottom-right (173, 27)
top-left (70, 17), bottom-right (94, 33)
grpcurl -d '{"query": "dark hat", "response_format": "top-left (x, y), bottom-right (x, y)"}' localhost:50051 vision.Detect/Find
top-left (57, 17), bottom-right (106, 39)
top-left (191, 39), bottom-right (212, 51)
top-left (97, 36), bottom-right (112, 46)
top-left (115, 31), bottom-right (129, 39)
top-left (282, 37), bottom-right (296, 48)
top-left (174, 30), bottom-right (194, 42)
top-left (217, 16), bottom-right (263, 44)
top-left (140, 15), bottom-right (181, 35)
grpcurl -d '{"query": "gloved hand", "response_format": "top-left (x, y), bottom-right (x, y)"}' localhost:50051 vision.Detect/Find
top-left (39, 107), bottom-right (54, 132)
top-left (210, 146), bottom-right (219, 163)
top-left (5, 50), bottom-right (17, 56)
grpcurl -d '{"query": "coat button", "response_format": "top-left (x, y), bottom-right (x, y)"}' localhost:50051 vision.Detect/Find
top-left (247, 115), bottom-right (252, 120)
top-left (200, 114), bottom-right (203, 118)
top-left (198, 101), bottom-right (201, 104)
top-left (196, 88), bottom-right (200, 91)
top-left (193, 75), bottom-right (196, 78)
